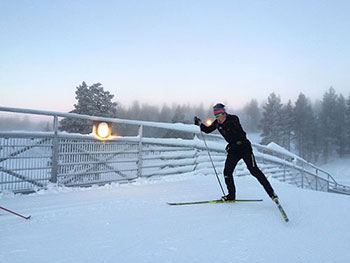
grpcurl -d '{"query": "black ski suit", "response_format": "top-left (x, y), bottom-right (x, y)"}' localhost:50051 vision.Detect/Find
top-left (200, 114), bottom-right (276, 199)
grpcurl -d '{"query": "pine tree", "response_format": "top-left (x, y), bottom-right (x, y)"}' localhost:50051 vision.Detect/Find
top-left (335, 94), bottom-right (347, 156)
top-left (159, 104), bottom-right (172, 123)
top-left (138, 104), bottom-right (161, 137)
top-left (260, 93), bottom-right (284, 145)
top-left (243, 99), bottom-right (261, 132)
top-left (346, 94), bottom-right (350, 153)
top-left (281, 100), bottom-right (294, 151)
top-left (319, 87), bottom-right (338, 161)
top-left (59, 82), bottom-right (117, 134)
top-left (294, 93), bottom-right (316, 161)
top-left (164, 105), bottom-right (192, 139)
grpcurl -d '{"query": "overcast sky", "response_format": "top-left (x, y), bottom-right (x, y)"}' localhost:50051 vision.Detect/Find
top-left (1, 0), bottom-right (349, 112)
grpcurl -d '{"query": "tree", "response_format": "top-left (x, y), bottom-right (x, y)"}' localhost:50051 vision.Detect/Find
top-left (335, 94), bottom-right (347, 156)
top-left (159, 104), bottom-right (172, 123)
top-left (260, 93), bottom-right (284, 145)
top-left (243, 99), bottom-right (261, 132)
top-left (59, 82), bottom-right (117, 134)
top-left (164, 105), bottom-right (192, 139)
top-left (293, 93), bottom-right (317, 161)
top-left (280, 100), bottom-right (294, 151)
top-left (318, 87), bottom-right (338, 161)
top-left (138, 103), bottom-right (161, 137)
top-left (346, 93), bottom-right (350, 153)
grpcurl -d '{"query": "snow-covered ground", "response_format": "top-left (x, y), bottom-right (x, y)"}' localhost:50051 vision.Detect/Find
top-left (318, 156), bottom-right (350, 185)
top-left (2, 130), bottom-right (348, 263)
top-left (1, 170), bottom-right (350, 263)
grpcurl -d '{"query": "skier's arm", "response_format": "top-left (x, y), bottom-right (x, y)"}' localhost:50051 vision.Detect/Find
top-left (201, 121), bottom-right (217, 133)
top-left (194, 116), bottom-right (217, 133)
top-left (200, 121), bottom-right (217, 134)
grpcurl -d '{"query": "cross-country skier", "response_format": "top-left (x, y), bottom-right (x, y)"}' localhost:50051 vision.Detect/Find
top-left (194, 103), bottom-right (278, 202)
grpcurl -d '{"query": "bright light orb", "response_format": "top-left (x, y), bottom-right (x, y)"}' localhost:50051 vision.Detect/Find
top-left (206, 119), bottom-right (213, 126)
top-left (97, 122), bottom-right (110, 138)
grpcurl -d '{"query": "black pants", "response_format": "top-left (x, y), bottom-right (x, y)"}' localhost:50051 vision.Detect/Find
top-left (224, 142), bottom-right (275, 198)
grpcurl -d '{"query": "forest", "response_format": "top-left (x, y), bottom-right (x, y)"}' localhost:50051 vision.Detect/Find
top-left (1, 82), bottom-right (349, 162)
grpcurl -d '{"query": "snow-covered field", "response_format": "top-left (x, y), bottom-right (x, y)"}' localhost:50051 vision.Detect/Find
top-left (1, 169), bottom-right (350, 263)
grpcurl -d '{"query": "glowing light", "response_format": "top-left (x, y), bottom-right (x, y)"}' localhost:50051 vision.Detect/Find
top-left (93, 121), bottom-right (112, 139)
top-left (206, 119), bottom-right (213, 126)
top-left (97, 122), bottom-right (110, 138)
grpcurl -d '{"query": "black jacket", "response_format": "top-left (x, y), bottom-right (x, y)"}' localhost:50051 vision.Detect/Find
top-left (200, 114), bottom-right (248, 145)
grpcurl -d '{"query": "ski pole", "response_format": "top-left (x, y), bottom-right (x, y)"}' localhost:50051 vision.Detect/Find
top-left (199, 129), bottom-right (226, 196)
top-left (0, 206), bottom-right (31, 220)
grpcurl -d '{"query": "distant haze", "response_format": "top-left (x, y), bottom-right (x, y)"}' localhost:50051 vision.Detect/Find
top-left (1, 1), bottom-right (349, 112)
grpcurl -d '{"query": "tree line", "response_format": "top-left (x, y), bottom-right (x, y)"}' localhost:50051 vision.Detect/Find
top-left (59, 82), bottom-right (350, 162)
top-left (259, 88), bottom-right (350, 162)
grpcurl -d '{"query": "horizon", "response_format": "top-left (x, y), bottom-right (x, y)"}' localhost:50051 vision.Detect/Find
top-left (0, 84), bottom-right (347, 128)
top-left (1, 84), bottom-right (348, 114)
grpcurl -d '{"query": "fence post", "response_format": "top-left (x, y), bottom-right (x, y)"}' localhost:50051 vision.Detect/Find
top-left (137, 125), bottom-right (143, 178)
top-left (283, 157), bottom-right (286, 182)
top-left (50, 115), bottom-right (59, 183)
top-left (327, 174), bottom-right (332, 192)
top-left (301, 164), bottom-right (304, 189)
top-left (301, 172), bottom-right (304, 189)
top-left (193, 148), bottom-right (199, 171)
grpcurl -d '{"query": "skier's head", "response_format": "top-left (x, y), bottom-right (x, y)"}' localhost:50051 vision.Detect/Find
top-left (213, 103), bottom-right (226, 117)
top-left (213, 103), bottom-right (226, 124)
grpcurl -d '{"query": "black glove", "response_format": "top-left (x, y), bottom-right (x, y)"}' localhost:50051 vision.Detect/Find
top-left (194, 116), bottom-right (201, 126)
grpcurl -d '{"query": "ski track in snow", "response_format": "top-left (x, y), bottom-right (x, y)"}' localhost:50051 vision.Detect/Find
top-left (1, 173), bottom-right (350, 263)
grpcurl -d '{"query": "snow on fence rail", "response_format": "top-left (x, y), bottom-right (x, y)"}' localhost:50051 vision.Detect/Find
top-left (0, 106), bottom-right (349, 195)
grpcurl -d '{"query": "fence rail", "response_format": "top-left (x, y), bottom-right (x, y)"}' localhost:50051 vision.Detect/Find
top-left (1, 106), bottom-right (349, 195)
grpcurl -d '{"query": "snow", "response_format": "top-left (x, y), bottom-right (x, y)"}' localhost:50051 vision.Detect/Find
top-left (266, 142), bottom-right (301, 160)
top-left (1, 170), bottom-right (350, 263)
top-left (318, 156), bottom-right (350, 185)
top-left (1, 127), bottom-right (349, 262)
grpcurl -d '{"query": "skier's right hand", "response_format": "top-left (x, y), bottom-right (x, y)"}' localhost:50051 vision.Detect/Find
top-left (194, 116), bottom-right (201, 126)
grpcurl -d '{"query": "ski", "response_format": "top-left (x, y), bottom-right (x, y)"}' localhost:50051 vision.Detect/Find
top-left (273, 199), bottom-right (289, 222)
top-left (167, 199), bottom-right (263, 206)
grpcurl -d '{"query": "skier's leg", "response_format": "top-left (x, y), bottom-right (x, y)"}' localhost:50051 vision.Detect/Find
top-left (242, 151), bottom-right (277, 198)
top-left (223, 152), bottom-right (240, 199)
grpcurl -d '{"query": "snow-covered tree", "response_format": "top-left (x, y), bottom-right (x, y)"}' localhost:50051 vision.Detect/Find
top-left (260, 93), bottom-right (284, 145)
top-left (243, 99), bottom-right (261, 132)
top-left (293, 93), bottom-right (317, 161)
top-left (335, 94), bottom-right (347, 156)
top-left (280, 100), bottom-right (294, 151)
top-left (346, 93), bottom-right (350, 153)
top-left (59, 82), bottom-right (117, 134)
top-left (318, 87), bottom-right (339, 161)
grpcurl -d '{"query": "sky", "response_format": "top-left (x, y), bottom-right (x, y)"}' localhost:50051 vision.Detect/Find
top-left (1, 0), bottom-right (350, 113)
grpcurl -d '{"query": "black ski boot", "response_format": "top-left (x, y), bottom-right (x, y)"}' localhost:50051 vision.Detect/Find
top-left (221, 194), bottom-right (235, 201)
